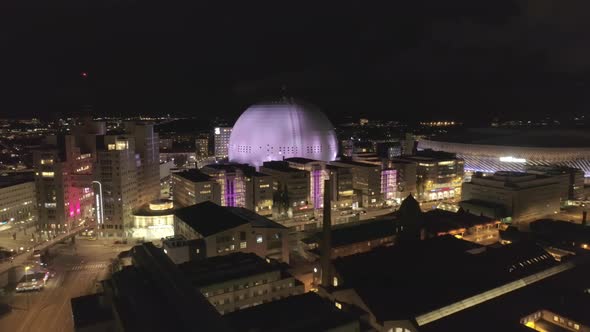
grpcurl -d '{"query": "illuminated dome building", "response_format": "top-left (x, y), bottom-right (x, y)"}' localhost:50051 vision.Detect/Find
top-left (418, 128), bottom-right (590, 178)
top-left (228, 100), bottom-right (338, 168)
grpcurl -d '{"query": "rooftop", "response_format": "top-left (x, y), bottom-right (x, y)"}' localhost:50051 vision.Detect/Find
top-left (331, 236), bottom-right (557, 323)
top-left (304, 218), bottom-right (400, 248)
top-left (329, 160), bottom-right (379, 168)
top-left (174, 169), bottom-right (214, 182)
top-left (178, 252), bottom-right (287, 288)
top-left (0, 171), bottom-right (34, 189)
top-left (261, 161), bottom-right (303, 173)
top-left (71, 293), bottom-right (113, 329)
top-left (224, 292), bottom-right (360, 332)
top-left (284, 157), bottom-right (321, 164)
top-left (174, 201), bottom-right (250, 237)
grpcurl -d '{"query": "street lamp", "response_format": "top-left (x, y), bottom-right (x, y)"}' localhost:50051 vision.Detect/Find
top-left (92, 181), bottom-right (104, 227)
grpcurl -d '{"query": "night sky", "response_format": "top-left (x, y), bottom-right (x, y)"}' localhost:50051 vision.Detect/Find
top-left (2, 0), bottom-right (590, 123)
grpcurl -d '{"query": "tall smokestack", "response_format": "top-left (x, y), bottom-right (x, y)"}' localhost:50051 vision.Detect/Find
top-left (583, 211), bottom-right (587, 226)
top-left (320, 178), bottom-right (332, 287)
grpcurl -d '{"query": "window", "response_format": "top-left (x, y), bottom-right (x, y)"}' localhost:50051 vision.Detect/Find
top-left (335, 302), bottom-right (342, 310)
top-left (240, 241), bottom-right (247, 249)
top-left (332, 277), bottom-right (338, 287)
top-left (256, 235), bottom-right (263, 243)
top-left (41, 172), bottom-right (54, 178)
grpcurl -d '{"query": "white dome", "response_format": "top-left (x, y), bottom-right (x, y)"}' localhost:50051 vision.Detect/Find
top-left (228, 100), bottom-right (338, 167)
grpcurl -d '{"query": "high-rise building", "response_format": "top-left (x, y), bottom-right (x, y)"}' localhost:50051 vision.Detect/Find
top-left (214, 127), bottom-right (232, 159)
top-left (285, 158), bottom-right (328, 210)
top-left (386, 159), bottom-right (417, 201)
top-left (195, 135), bottom-right (209, 160)
top-left (201, 164), bottom-right (273, 216)
top-left (33, 118), bottom-right (160, 238)
top-left (171, 169), bottom-right (221, 207)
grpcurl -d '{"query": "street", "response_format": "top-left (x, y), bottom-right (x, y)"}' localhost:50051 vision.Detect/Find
top-left (0, 239), bottom-right (130, 332)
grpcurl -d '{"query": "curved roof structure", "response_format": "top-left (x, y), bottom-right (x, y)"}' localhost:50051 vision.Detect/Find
top-left (419, 129), bottom-right (590, 176)
top-left (228, 100), bottom-right (338, 167)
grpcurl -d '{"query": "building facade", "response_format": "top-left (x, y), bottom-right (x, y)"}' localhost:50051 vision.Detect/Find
top-left (171, 169), bottom-right (221, 207)
top-left (0, 173), bottom-right (36, 226)
top-left (329, 160), bottom-right (382, 208)
top-left (461, 171), bottom-right (562, 227)
top-left (214, 127), bottom-right (232, 159)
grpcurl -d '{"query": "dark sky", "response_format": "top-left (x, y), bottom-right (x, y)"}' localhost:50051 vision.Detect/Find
top-left (2, 0), bottom-right (590, 123)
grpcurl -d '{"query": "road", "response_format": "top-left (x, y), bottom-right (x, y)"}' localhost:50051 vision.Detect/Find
top-left (0, 239), bottom-right (130, 332)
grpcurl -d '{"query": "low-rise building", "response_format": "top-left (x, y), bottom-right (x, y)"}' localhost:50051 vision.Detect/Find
top-left (171, 169), bottom-right (221, 207)
top-left (0, 172), bottom-right (36, 226)
top-left (329, 160), bottom-right (383, 208)
top-left (178, 252), bottom-right (304, 314)
top-left (172, 201), bottom-right (289, 263)
top-left (461, 171), bottom-right (562, 227)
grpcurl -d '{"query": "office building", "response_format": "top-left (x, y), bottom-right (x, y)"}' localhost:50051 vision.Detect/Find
top-left (201, 163), bottom-right (273, 216)
top-left (34, 117), bottom-right (160, 238)
top-left (94, 123), bottom-right (160, 237)
top-left (70, 243), bottom-right (231, 332)
top-left (386, 158), bottom-right (417, 202)
top-left (398, 150), bottom-right (464, 201)
top-left (214, 126), bottom-right (232, 159)
top-left (195, 135), bottom-right (209, 160)
top-left (525, 165), bottom-right (585, 202)
top-left (178, 252), bottom-right (304, 314)
top-left (259, 161), bottom-right (313, 223)
top-left (461, 171), bottom-right (562, 226)
top-left (171, 169), bottom-right (221, 207)
top-left (228, 100), bottom-right (338, 168)
top-left (172, 201), bottom-right (289, 263)
top-left (285, 157), bottom-right (328, 210)
top-left (329, 160), bottom-right (382, 208)
top-left (0, 172), bottom-right (36, 226)
top-left (325, 165), bottom-right (356, 210)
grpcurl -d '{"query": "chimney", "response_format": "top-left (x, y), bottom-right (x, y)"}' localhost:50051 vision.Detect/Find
top-left (583, 211), bottom-right (587, 226)
top-left (320, 178), bottom-right (332, 287)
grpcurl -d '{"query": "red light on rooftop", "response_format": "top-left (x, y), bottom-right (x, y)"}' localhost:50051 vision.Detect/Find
top-left (80, 72), bottom-right (88, 78)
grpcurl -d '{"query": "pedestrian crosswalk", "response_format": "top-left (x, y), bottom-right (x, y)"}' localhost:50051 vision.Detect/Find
top-left (68, 262), bottom-right (109, 271)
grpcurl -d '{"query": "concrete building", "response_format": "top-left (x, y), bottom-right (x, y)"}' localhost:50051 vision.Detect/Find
top-left (33, 130), bottom-right (99, 232)
top-left (386, 159), bottom-right (417, 202)
top-left (461, 171), bottom-right (562, 226)
top-left (0, 172), bottom-right (36, 226)
top-left (285, 157), bottom-right (328, 210)
top-left (214, 126), bottom-right (232, 159)
top-left (399, 150), bottom-right (464, 201)
top-left (259, 161), bottom-right (313, 223)
top-left (325, 165), bottom-right (356, 210)
top-left (525, 165), bottom-right (585, 202)
top-left (195, 135), bottom-right (209, 160)
top-left (171, 169), bottom-right (221, 207)
top-left (201, 163), bottom-right (273, 216)
top-left (178, 252), bottom-right (304, 314)
top-left (329, 160), bottom-right (382, 208)
top-left (34, 118), bottom-right (160, 238)
top-left (172, 201), bottom-right (289, 263)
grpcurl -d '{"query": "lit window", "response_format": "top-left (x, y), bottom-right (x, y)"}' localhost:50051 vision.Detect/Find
top-left (575, 324), bottom-right (580, 330)
top-left (41, 172), bottom-right (54, 178)
top-left (256, 235), bottom-right (263, 243)
top-left (332, 277), bottom-right (338, 287)
top-left (335, 302), bottom-right (342, 310)
top-left (240, 241), bottom-right (247, 249)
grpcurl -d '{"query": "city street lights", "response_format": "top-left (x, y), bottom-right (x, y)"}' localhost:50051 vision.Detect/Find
top-left (92, 181), bottom-right (104, 227)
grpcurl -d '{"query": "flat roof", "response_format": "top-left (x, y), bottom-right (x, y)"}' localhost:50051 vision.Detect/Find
top-left (174, 169), bottom-right (213, 182)
top-left (284, 157), bottom-right (321, 164)
top-left (178, 252), bottom-right (286, 288)
top-left (304, 218), bottom-right (399, 248)
top-left (261, 161), bottom-right (303, 173)
top-left (329, 160), bottom-right (379, 168)
top-left (0, 171), bottom-right (34, 189)
top-left (224, 292), bottom-right (359, 332)
top-left (71, 293), bottom-right (113, 329)
top-left (174, 202), bottom-right (249, 237)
